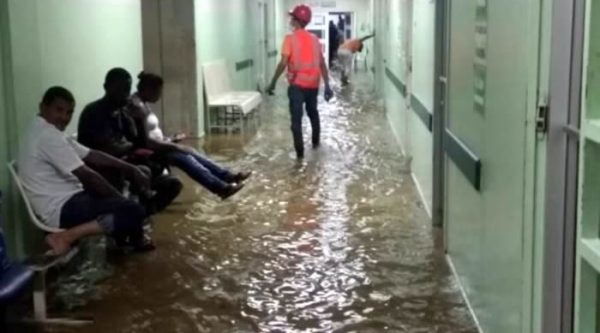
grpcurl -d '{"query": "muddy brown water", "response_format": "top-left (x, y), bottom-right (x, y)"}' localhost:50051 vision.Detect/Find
top-left (15, 75), bottom-right (477, 333)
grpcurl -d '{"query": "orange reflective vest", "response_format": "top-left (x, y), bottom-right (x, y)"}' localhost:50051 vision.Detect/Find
top-left (287, 29), bottom-right (322, 89)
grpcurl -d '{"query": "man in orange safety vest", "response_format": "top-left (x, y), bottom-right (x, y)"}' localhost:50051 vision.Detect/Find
top-left (266, 4), bottom-right (333, 160)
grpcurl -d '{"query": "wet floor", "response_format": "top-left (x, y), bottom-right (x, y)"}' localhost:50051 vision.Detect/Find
top-left (23, 74), bottom-right (476, 333)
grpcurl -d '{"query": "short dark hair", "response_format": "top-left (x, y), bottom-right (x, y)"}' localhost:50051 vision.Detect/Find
top-left (137, 71), bottom-right (164, 91)
top-left (41, 86), bottom-right (75, 106)
top-left (104, 67), bottom-right (131, 86)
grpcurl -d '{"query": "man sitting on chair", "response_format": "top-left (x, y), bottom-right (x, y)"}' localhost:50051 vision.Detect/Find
top-left (77, 68), bottom-right (182, 215)
top-left (18, 86), bottom-right (155, 255)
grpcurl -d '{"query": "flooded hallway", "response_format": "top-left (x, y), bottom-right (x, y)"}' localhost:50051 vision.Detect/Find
top-left (0, 0), bottom-right (597, 332)
top-left (34, 75), bottom-right (476, 333)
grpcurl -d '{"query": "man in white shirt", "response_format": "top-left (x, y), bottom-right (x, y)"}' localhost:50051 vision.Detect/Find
top-left (18, 86), bottom-right (154, 255)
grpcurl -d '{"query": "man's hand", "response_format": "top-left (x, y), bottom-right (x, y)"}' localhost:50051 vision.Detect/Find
top-left (266, 83), bottom-right (276, 96)
top-left (324, 85), bottom-right (334, 102)
top-left (171, 133), bottom-right (187, 143)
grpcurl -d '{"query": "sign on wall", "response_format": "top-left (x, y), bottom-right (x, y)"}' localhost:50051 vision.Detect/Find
top-left (306, 1), bottom-right (336, 8)
top-left (473, 0), bottom-right (488, 113)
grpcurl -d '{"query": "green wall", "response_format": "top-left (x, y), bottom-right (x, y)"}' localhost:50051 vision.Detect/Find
top-left (381, 0), bottom-right (411, 155)
top-left (370, 0), bottom-right (549, 331)
top-left (194, 0), bottom-right (282, 133)
top-left (408, 0), bottom-right (434, 212)
top-left (0, 0), bottom-right (143, 257)
top-left (0, 0), bottom-right (17, 254)
top-left (373, 0), bottom-right (433, 213)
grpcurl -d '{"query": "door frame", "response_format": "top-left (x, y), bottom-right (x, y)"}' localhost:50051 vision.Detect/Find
top-left (432, 0), bottom-right (449, 228)
top-left (543, 0), bottom-right (585, 332)
top-left (255, 0), bottom-right (268, 91)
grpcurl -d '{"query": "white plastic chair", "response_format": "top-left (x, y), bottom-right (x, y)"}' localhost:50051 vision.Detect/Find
top-left (7, 160), bottom-right (91, 326)
top-left (202, 60), bottom-right (262, 134)
top-left (8, 161), bottom-right (64, 233)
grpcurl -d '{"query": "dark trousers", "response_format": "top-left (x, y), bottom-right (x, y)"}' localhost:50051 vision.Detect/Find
top-left (60, 192), bottom-right (146, 245)
top-left (329, 44), bottom-right (339, 66)
top-left (288, 85), bottom-right (320, 157)
top-left (143, 174), bottom-right (183, 214)
top-left (168, 151), bottom-right (233, 194)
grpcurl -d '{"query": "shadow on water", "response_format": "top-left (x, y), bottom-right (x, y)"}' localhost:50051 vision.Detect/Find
top-left (20, 74), bottom-right (477, 333)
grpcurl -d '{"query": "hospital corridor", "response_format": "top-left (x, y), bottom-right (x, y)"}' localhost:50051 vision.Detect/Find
top-left (0, 1), bottom-right (595, 333)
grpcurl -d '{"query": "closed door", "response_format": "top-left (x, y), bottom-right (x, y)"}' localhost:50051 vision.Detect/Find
top-left (444, 0), bottom-right (546, 332)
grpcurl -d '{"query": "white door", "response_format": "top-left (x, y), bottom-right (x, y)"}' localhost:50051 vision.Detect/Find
top-left (306, 11), bottom-right (328, 61)
top-left (256, 0), bottom-right (268, 90)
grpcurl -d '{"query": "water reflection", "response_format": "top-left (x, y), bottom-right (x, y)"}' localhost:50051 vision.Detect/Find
top-left (33, 75), bottom-right (476, 333)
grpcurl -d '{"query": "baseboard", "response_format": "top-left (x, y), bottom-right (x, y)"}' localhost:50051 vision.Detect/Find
top-left (386, 111), bottom-right (407, 156)
top-left (446, 255), bottom-right (485, 333)
top-left (385, 111), bottom-right (435, 220)
top-left (411, 173), bottom-right (432, 218)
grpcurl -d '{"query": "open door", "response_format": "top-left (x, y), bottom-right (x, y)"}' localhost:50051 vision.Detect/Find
top-left (305, 11), bottom-right (328, 62)
top-left (572, 0), bottom-right (600, 331)
top-left (255, 0), bottom-right (269, 91)
top-left (541, 0), bottom-right (584, 332)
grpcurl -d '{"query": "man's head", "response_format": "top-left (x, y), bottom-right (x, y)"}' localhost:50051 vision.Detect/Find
top-left (137, 71), bottom-right (164, 103)
top-left (39, 86), bottom-right (75, 132)
top-left (103, 67), bottom-right (132, 107)
top-left (289, 4), bottom-right (311, 29)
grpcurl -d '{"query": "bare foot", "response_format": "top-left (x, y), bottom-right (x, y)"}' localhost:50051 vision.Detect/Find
top-left (45, 233), bottom-right (71, 256)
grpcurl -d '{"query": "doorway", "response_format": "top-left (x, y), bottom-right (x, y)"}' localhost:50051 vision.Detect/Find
top-left (325, 12), bottom-right (354, 69)
top-left (305, 10), bottom-right (329, 65)
top-left (256, 0), bottom-right (269, 91)
top-left (432, 0), bottom-right (448, 228)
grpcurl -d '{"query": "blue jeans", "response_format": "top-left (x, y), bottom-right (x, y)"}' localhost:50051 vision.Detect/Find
top-left (288, 85), bottom-right (320, 157)
top-left (168, 151), bottom-right (234, 194)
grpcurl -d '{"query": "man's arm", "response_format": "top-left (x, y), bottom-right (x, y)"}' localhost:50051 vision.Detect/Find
top-left (101, 138), bottom-right (134, 158)
top-left (83, 150), bottom-right (150, 191)
top-left (267, 55), bottom-right (289, 93)
top-left (72, 165), bottom-right (125, 199)
top-left (359, 33), bottom-right (376, 43)
top-left (145, 138), bottom-right (182, 154)
top-left (320, 52), bottom-right (333, 101)
top-left (319, 52), bottom-right (330, 88)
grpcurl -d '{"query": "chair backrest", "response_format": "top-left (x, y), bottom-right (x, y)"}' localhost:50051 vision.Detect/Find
top-left (7, 161), bottom-right (63, 233)
top-left (202, 60), bottom-right (233, 103)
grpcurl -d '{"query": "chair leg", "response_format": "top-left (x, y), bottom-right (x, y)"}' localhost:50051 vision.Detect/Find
top-left (25, 271), bottom-right (93, 326)
top-left (240, 110), bottom-right (245, 135)
top-left (33, 272), bottom-right (47, 322)
top-left (0, 306), bottom-right (6, 329)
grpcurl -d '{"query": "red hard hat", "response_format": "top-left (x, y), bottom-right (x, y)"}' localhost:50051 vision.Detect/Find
top-left (289, 4), bottom-right (312, 25)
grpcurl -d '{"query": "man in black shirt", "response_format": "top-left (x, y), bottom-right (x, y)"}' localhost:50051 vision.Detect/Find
top-left (328, 21), bottom-right (339, 67)
top-left (78, 68), bottom-right (182, 214)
